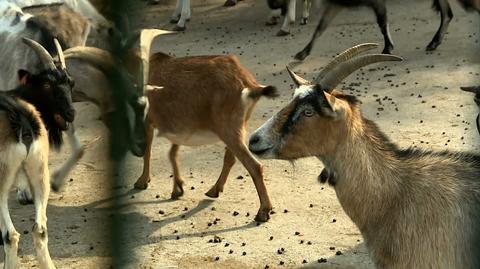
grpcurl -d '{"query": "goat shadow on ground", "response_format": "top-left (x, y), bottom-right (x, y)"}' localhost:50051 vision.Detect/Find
top-left (0, 189), bottom-right (257, 265)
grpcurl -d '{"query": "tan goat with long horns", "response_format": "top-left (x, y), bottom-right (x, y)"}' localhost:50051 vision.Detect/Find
top-left (249, 43), bottom-right (480, 268)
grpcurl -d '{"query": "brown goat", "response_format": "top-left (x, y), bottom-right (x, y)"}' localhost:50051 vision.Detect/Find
top-left (134, 52), bottom-right (278, 222)
top-left (248, 44), bottom-right (480, 268)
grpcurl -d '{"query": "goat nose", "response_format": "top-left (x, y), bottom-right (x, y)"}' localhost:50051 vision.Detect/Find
top-left (66, 109), bottom-right (75, 122)
top-left (249, 134), bottom-right (260, 146)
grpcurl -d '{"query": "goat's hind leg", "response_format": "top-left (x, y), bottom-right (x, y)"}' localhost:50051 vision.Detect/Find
top-left (371, 1), bottom-right (394, 54)
top-left (169, 144), bottom-right (185, 199)
top-left (427, 0), bottom-right (453, 50)
top-left (205, 148), bottom-right (236, 198)
top-left (24, 154), bottom-right (56, 269)
top-left (219, 131), bottom-right (272, 222)
top-left (0, 160), bottom-right (22, 269)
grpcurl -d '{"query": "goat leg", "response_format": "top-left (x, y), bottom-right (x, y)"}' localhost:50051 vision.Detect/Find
top-left (426, 0), bottom-right (453, 51)
top-left (206, 147), bottom-right (236, 198)
top-left (169, 144), bottom-right (185, 199)
top-left (51, 125), bottom-right (85, 192)
top-left (221, 134), bottom-right (272, 222)
top-left (134, 122), bottom-right (154, 190)
top-left (295, 3), bottom-right (341, 61)
top-left (24, 150), bottom-right (56, 269)
top-left (371, 1), bottom-right (394, 54)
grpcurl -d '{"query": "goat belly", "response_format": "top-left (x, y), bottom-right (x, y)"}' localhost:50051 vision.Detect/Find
top-left (163, 131), bottom-right (219, 146)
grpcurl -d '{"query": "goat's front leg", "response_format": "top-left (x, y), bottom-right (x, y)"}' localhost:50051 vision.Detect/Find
top-left (277, 0), bottom-right (297, 36)
top-left (205, 147), bottom-right (236, 198)
top-left (25, 155), bottom-right (56, 269)
top-left (169, 144), bottom-right (185, 199)
top-left (221, 132), bottom-right (272, 222)
top-left (51, 125), bottom-right (85, 191)
top-left (134, 122), bottom-right (154, 190)
top-left (295, 3), bottom-right (341, 61)
top-left (426, 0), bottom-right (453, 50)
top-left (172, 0), bottom-right (191, 31)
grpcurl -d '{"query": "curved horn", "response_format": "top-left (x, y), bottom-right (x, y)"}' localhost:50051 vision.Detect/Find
top-left (460, 86), bottom-right (480, 94)
top-left (286, 66), bottom-right (311, 87)
top-left (53, 38), bottom-right (66, 70)
top-left (318, 54), bottom-right (403, 92)
top-left (63, 46), bottom-right (115, 72)
top-left (22, 37), bottom-right (56, 70)
top-left (139, 29), bottom-right (175, 93)
top-left (315, 43), bottom-right (379, 83)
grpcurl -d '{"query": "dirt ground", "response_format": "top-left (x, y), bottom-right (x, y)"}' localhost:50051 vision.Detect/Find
top-left (2, 0), bottom-right (479, 268)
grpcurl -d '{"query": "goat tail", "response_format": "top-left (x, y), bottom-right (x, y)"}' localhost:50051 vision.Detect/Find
top-left (248, 85), bottom-right (279, 99)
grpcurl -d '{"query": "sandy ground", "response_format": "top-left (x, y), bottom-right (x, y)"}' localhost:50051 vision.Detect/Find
top-left (1, 0), bottom-right (479, 268)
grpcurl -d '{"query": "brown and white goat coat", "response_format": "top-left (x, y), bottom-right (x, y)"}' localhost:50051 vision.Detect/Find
top-left (249, 44), bottom-right (480, 268)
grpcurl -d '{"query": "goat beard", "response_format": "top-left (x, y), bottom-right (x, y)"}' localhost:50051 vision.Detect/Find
top-left (48, 125), bottom-right (64, 150)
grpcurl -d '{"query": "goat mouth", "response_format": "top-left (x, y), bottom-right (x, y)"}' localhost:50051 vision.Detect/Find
top-left (249, 147), bottom-right (274, 158)
top-left (54, 113), bottom-right (69, 131)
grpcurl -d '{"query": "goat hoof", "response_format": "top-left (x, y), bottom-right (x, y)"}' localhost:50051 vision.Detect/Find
top-left (170, 190), bottom-right (184, 200)
top-left (426, 42), bottom-right (439, 51)
top-left (224, 0), bottom-right (237, 7)
top-left (17, 190), bottom-right (33, 205)
top-left (205, 188), bottom-right (220, 198)
top-left (51, 181), bottom-right (61, 192)
top-left (170, 18), bottom-right (179, 24)
top-left (382, 45), bottom-right (394, 54)
top-left (294, 50), bottom-right (308, 61)
top-left (300, 18), bottom-right (308, 25)
top-left (276, 30), bottom-right (290, 37)
top-left (172, 25), bottom-right (186, 32)
top-left (148, 0), bottom-right (160, 5)
top-left (134, 180), bottom-right (149, 190)
top-left (254, 211), bottom-right (270, 222)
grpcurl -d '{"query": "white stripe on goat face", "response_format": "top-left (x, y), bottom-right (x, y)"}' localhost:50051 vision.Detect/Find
top-left (293, 84), bottom-right (314, 99)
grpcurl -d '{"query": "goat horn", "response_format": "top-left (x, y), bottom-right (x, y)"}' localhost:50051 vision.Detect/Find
top-left (22, 37), bottom-right (56, 70)
top-left (315, 43), bottom-right (379, 83)
top-left (53, 38), bottom-right (66, 70)
top-left (318, 54), bottom-right (403, 92)
top-left (286, 66), bottom-right (311, 86)
top-left (139, 29), bottom-right (175, 92)
top-left (63, 46), bottom-right (115, 72)
top-left (460, 86), bottom-right (480, 94)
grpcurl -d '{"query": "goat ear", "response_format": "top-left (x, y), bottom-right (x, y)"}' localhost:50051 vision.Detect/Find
top-left (18, 70), bottom-right (31, 85)
top-left (318, 89), bottom-right (342, 118)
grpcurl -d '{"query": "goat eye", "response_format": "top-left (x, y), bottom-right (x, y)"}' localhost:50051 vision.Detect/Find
top-left (303, 109), bottom-right (314, 117)
top-left (43, 83), bottom-right (51, 90)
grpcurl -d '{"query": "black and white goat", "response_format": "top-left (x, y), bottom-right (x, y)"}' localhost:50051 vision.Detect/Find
top-left (0, 37), bottom-right (76, 269)
top-left (293, 0), bottom-right (480, 61)
top-left (266, 0), bottom-right (313, 36)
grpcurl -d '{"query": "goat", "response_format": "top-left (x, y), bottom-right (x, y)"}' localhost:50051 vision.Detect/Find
top-left (294, 0), bottom-right (480, 60)
top-left (461, 86), bottom-right (480, 135)
top-left (9, 0), bottom-right (112, 48)
top-left (248, 43), bottom-right (480, 268)
top-left (130, 52), bottom-right (278, 222)
top-left (0, 37), bottom-right (77, 268)
top-left (266, 0), bottom-right (313, 36)
top-left (152, 0), bottom-right (242, 31)
top-left (45, 29), bottom-right (170, 190)
top-left (0, 2), bottom-right (89, 203)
